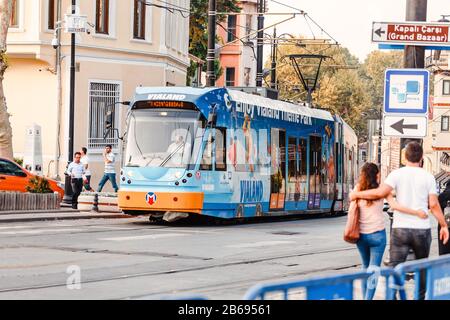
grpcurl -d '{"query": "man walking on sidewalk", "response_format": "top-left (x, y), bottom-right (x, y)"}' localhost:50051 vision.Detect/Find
top-left (97, 145), bottom-right (118, 193)
top-left (80, 147), bottom-right (92, 191)
top-left (66, 152), bottom-right (86, 209)
top-left (351, 142), bottom-right (449, 300)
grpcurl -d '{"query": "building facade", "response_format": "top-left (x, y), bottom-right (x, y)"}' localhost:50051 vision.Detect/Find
top-left (5, 0), bottom-right (190, 191)
top-left (429, 51), bottom-right (450, 188)
top-left (216, 0), bottom-right (258, 88)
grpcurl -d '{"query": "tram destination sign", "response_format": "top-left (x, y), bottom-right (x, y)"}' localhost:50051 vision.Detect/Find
top-left (372, 21), bottom-right (450, 46)
top-left (133, 100), bottom-right (197, 110)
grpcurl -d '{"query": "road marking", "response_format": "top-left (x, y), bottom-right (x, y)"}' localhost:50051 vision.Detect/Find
top-left (0, 226), bottom-right (32, 231)
top-left (88, 226), bottom-right (137, 230)
top-left (99, 233), bottom-right (188, 241)
top-left (0, 228), bottom-right (84, 235)
top-left (225, 241), bottom-right (296, 248)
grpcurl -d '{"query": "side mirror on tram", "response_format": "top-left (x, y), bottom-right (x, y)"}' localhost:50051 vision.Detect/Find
top-left (105, 109), bottom-right (113, 130)
top-left (207, 112), bottom-right (217, 127)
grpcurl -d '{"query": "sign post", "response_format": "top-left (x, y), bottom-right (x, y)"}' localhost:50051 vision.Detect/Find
top-left (382, 69), bottom-right (429, 138)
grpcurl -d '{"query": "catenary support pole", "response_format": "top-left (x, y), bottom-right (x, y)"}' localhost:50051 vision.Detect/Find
top-left (63, 0), bottom-right (77, 205)
top-left (404, 0), bottom-right (427, 68)
top-left (270, 27), bottom-right (277, 89)
top-left (256, 0), bottom-right (265, 87)
top-left (206, 0), bottom-right (216, 87)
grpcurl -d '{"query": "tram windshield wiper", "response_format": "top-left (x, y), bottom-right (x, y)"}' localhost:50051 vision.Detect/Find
top-left (159, 142), bottom-right (185, 167)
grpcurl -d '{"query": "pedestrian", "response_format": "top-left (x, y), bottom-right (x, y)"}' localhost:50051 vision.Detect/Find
top-left (352, 162), bottom-right (426, 300)
top-left (97, 144), bottom-right (118, 193)
top-left (350, 142), bottom-right (449, 300)
top-left (80, 147), bottom-right (92, 191)
top-left (438, 181), bottom-right (450, 255)
top-left (66, 152), bottom-right (86, 209)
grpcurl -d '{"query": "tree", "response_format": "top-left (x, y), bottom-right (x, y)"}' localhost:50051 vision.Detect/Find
top-left (0, 0), bottom-right (13, 159)
top-left (360, 51), bottom-right (403, 109)
top-left (271, 41), bottom-right (371, 139)
top-left (187, 0), bottom-right (241, 84)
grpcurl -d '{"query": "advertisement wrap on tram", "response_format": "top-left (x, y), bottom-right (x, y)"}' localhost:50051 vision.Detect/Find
top-left (114, 87), bottom-right (358, 222)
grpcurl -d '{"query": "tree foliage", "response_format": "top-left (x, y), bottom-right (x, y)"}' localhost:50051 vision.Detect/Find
top-left (26, 176), bottom-right (53, 194)
top-left (187, 0), bottom-right (241, 84)
top-left (270, 40), bottom-right (403, 141)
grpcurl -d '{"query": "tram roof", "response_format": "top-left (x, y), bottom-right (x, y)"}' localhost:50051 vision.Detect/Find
top-left (134, 86), bottom-right (334, 122)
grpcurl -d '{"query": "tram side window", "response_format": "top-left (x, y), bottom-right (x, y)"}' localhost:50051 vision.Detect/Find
top-left (200, 128), bottom-right (227, 171)
top-left (200, 131), bottom-right (213, 171)
top-left (335, 142), bottom-right (341, 184)
top-left (298, 139), bottom-right (307, 200)
top-left (215, 128), bottom-right (226, 171)
top-left (287, 137), bottom-right (297, 202)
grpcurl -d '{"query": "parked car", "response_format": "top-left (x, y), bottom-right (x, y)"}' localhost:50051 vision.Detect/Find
top-left (0, 157), bottom-right (64, 198)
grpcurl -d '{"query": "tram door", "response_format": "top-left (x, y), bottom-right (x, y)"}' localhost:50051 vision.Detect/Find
top-left (270, 129), bottom-right (286, 211)
top-left (308, 136), bottom-right (322, 210)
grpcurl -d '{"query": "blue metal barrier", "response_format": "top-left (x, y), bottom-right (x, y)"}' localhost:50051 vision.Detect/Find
top-left (160, 294), bottom-right (209, 300)
top-left (392, 255), bottom-right (450, 300)
top-left (244, 269), bottom-right (396, 300)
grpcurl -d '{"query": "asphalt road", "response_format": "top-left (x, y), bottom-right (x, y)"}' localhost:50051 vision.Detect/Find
top-left (0, 214), bottom-right (440, 300)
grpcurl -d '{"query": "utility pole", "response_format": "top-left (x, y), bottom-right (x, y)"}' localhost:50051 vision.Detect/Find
top-left (68, 0), bottom-right (76, 161)
top-left (54, 0), bottom-right (62, 180)
top-left (256, 0), bottom-right (265, 87)
top-left (404, 0), bottom-right (427, 68)
top-left (270, 27), bottom-right (277, 90)
top-left (63, 0), bottom-right (77, 205)
top-left (206, 0), bottom-right (216, 87)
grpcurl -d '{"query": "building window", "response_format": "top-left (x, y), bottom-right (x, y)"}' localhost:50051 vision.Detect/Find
top-left (133, 0), bottom-right (146, 39)
top-left (10, 0), bottom-right (19, 28)
top-left (442, 116), bottom-right (450, 132)
top-left (227, 15), bottom-right (237, 42)
top-left (443, 80), bottom-right (450, 96)
top-left (225, 68), bottom-right (235, 87)
top-left (48, 0), bottom-right (56, 30)
top-left (88, 82), bottom-right (120, 149)
top-left (96, 0), bottom-right (110, 34)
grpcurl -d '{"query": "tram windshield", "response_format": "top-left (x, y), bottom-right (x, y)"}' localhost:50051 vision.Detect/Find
top-left (125, 109), bottom-right (200, 168)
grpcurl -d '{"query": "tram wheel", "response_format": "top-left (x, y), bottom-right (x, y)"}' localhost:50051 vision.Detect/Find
top-left (255, 203), bottom-right (263, 217)
top-left (236, 204), bottom-right (244, 218)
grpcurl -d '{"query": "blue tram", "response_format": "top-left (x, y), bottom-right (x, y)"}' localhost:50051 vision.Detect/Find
top-left (118, 87), bottom-right (358, 221)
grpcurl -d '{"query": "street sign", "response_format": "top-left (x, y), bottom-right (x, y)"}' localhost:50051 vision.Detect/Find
top-left (384, 69), bottom-right (429, 115)
top-left (64, 14), bottom-right (87, 33)
top-left (372, 21), bottom-right (450, 46)
top-left (383, 115), bottom-right (427, 138)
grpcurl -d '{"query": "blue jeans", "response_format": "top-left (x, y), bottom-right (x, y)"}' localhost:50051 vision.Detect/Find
top-left (356, 229), bottom-right (387, 300)
top-left (97, 173), bottom-right (118, 193)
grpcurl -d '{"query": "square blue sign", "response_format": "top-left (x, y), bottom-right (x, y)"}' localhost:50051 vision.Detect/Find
top-left (384, 69), bottom-right (429, 114)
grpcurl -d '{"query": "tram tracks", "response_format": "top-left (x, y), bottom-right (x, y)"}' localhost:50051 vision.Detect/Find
top-left (0, 246), bottom-right (358, 295)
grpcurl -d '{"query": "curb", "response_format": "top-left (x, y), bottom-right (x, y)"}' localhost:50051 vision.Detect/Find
top-left (0, 209), bottom-right (79, 216)
top-left (0, 213), bottom-right (130, 223)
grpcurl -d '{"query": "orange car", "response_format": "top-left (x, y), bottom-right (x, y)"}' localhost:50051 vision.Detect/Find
top-left (0, 157), bottom-right (64, 198)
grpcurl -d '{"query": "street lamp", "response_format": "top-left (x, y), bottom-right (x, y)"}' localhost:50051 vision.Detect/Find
top-left (51, 3), bottom-right (90, 205)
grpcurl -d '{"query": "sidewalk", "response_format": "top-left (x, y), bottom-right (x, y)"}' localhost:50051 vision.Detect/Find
top-left (0, 209), bottom-right (129, 223)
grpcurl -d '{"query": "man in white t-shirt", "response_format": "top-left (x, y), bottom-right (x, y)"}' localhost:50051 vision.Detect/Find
top-left (80, 147), bottom-right (92, 191)
top-left (97, 145), bottom-right (118, 193)
top-left (350, 142), bottom-right (449, 299)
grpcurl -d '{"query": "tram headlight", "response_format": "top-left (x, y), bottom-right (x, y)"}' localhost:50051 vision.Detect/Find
top-left (128, 171), bottom-right (134, 178)
top-left (174, 171), bottom-right (182, 179)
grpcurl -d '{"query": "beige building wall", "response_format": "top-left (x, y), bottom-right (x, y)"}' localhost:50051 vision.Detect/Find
top-left (5, 0), bottom-right (190, 192)
top-left (3, 58), bottom-right (58, 175)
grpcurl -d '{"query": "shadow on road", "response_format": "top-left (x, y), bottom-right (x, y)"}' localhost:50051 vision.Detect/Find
top-left (130, 211), bottom-right (347, 228)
